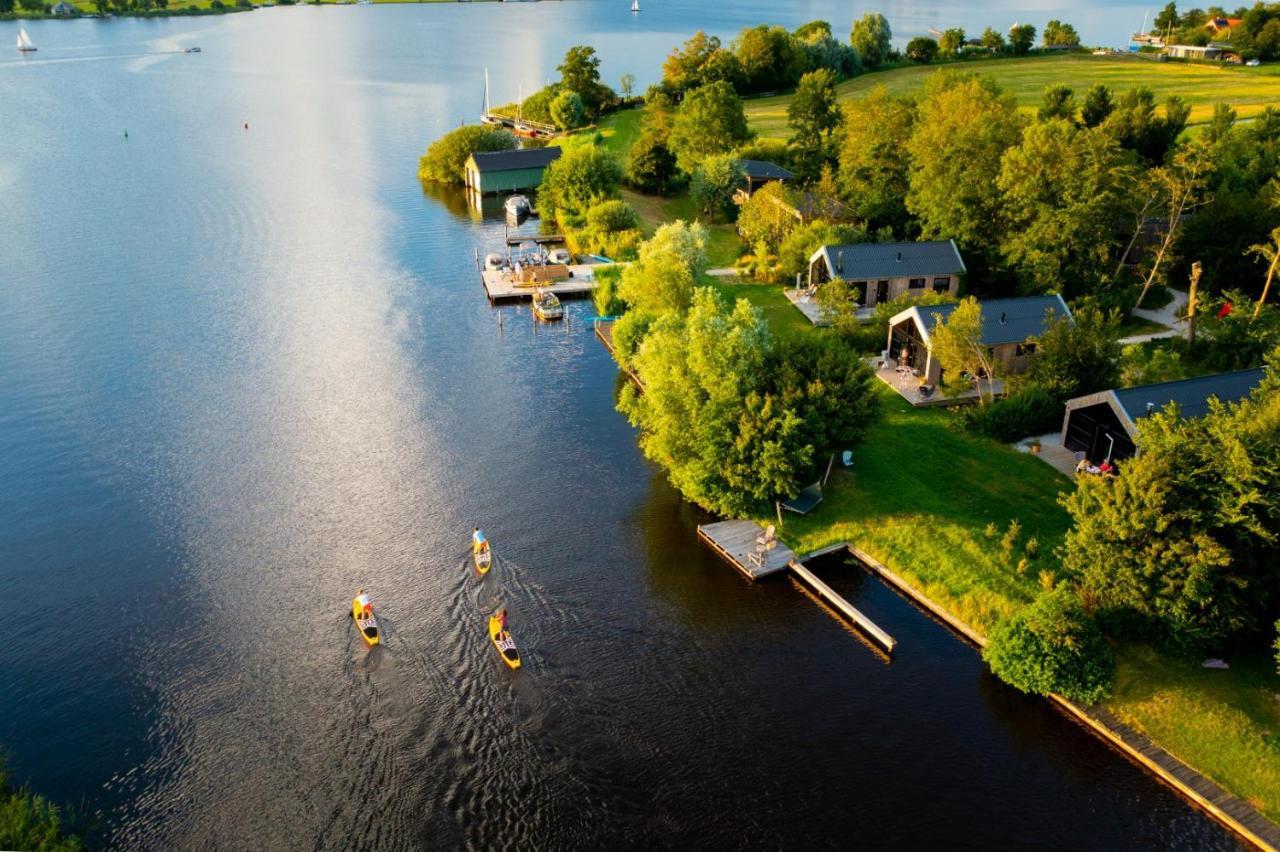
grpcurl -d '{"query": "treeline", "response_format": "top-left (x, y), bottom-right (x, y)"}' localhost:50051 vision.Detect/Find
top-left (1148, 2), bottom-right (1280, 60)
top-left (0, 0), bottom-right (255, 14)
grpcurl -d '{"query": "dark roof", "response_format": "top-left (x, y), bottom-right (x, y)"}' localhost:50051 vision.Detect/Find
top-left (814, 240), bottom-right (967, 281)
top-left (737, 159), bottom-right (795, 181)
top-left (468, 147), bottom-right (562, 173)
top-left (1112, 368), bottom-right (1265, 422)
top-left (904, 295), bottom-right (1072, 346)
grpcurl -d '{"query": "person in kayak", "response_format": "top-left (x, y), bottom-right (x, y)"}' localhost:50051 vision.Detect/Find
top-left (472, 527), bottom-right (489, 554)
top-left (355, 588), bottom-right (371, 615)
top-left (497, 608), bottom-right (508, 630)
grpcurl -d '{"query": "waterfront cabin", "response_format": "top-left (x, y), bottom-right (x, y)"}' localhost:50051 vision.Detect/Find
top-left (51, 1), bottom-right (78, 14)
top-left (886, 295), bottom-right (1071, 388)
top-left (1164, 44), bottom-right (1225, 61)
top-left (464, 147), bottom-right (561, 196)
top-left (735, 159), bottom-right (795, 201)
top-left (1060, 368), bottom-right (1265, 464)
top-left (807, 240), bottom-right (966, 307)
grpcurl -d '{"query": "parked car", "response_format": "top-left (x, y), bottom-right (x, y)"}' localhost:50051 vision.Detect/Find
top-left (1247, 58), bottom-right (1261, 66)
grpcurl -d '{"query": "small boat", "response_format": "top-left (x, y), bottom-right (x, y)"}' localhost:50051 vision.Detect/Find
top-left (547, 248), bottom-right (571, 265)
top-left (352, 596), bottom-right (380, 646)
top-left (16, 28), bottom-right (36, 53)
top-left (473, 544), bottom-right (492, 575)
top-left (631, 0), bottom-right (639, 11)
top-left (532, 289), bottom-right (563, 321)
top-left (488, 614), bottom-right (521, 669)
top-left (184, 46), bottom-right (201, 53)
top-left (484, 253), bottom-right (505, 271)
top-left (504, 195), bottom-right (530, 218)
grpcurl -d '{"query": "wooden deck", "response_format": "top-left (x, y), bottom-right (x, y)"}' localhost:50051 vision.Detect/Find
top-left (789, 559), bottom-right (896, 652)
top-left (481, 264), bottom-right (599, 303)
top-left (697, 520), bottom-right (793, 580)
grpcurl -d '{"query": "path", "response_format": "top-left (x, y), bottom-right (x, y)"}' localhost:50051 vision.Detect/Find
top-left (1120, 288), bottom-right (1189, 345)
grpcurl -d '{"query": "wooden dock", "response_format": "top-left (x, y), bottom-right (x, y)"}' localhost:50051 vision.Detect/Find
top-left (788, 559), bottom-right (896, 653)
top-left (481, 264), bottom-right (599, 303)
top-left (697, 521), bottom-right (793, 580)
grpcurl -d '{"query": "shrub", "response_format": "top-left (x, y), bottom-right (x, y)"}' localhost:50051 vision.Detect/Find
top-left (1000, 519), bottom-right (1021, 566)
top-left (983, 586), bottom-right (1114, 704)
top-left (592, 265), bottom-right (626, 316)
top-left (610, 309), bottom-right (656, 368)
top-left (955, 385), bottom-right (1062, 442)
top-left (626, 132), bottom-right (678, 194)
top-left (418, 125), bottom-right (516, 185)
top-left (0, 766), bottom-right (85, 851)
top-left (550, 90), bottom-right (586, 131)
top-left (905, 36), bottom-right (939, 63)
top-left (689, 153), bottom-right (745, 222)
top-left (585, 199), bottom-right (639, 233)
top-left (538, 145), bottom-right (623, 222)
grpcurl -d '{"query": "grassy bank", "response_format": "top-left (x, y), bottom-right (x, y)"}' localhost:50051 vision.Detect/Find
top-left (745, 54), bottom-right (1280, 141)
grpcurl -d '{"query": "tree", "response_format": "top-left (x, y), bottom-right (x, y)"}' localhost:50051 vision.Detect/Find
top-left (626, 131), bottom-right (679, 194)
top-left (1038, 84), bottom-right (1077, 122)
top-left (0, 0), bottom-right (16, 11)
top-left (1103, 88), bottom-right (1190, 165)
top-left (1042, 19), bottom-right (1081, 47)
top-left (669, 81), bottom-right (752, 174)
top-left (1080, 83), bottom-right (1114, 128)
top-left (733, 24), bottom-right (804, 93)
top-left (1025, 301), bottom-right (1122, 399)
top-left (1009, 24), bottom-right (1037, 55)
top-left (981, 26), bottom-right (1006, 51)
top-left (737, 181), bottom-right (800, 252)
top-left (558, 46), bottom-right (605, 113)
top-left (838, 86), bottom-right (917, 232)
top-left (549, 90), bottom-right (586, 131)
top-left (997, 120), bottom-right (1139, 296)
top-left (983, 587), bottom-right (1115, 704)
top-left (906, 74), bottom-right (1024, 262)
top-left (850, 12), bottom-right (892, 68)
top-left (417, 125), bottom-right (516, 185)
top-left (1154, 1), bottom-right (1179, 34)
top-left (905, 37), bottom-right (939, 63)
top-left (1060, 375), bottom-right (1280, 649)
top-left (1134, 142), bottom-right (1214, 309)
top-left (777, 221), bottom-right (867, 283)
top-left (538, 145), bottom-right (623, 222)
top-left (662, 31), bottom-right (723, 93)
top-left (619, 73), bottom-right (636, 97)
top-left (689, 153), bottom-right (746, 221)
top-left (1246, 225), bottom-right (1280, 319)
top-left (939, 28), bottom-right (966, 57)
top-left (794, 19), bottom-right (859, 76)
top-left (787, 68), bottom-right (841, 178)
top-left (930, 297), bottom-right (998, 403)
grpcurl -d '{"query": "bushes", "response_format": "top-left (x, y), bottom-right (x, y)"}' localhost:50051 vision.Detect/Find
top-left (625, 132), bottom-right (678, 194)
top-left (566, 200), bottom-right (643, 260)
top-left (0, 766), bottom-right (84, 852)
top-left (689, 153), bottom-right (745, 222)
top-left (550, 90), bottom-right (586, 131)
top-left (592, 265), bottom-right (626, 316)
top-left (983, 586), bottom-right (1115, 704)
top-left (418, 125), bottom-right (516, 185)
top-left (954, 385), bottom-right (1062, 442)
top-left (538, 145), bottom-right (623, 222)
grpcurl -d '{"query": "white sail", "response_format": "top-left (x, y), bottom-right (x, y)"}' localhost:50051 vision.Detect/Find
top-left (18, 28), bottom-right (36, 50)
top-left (630, 0), bottom-right (639, 11)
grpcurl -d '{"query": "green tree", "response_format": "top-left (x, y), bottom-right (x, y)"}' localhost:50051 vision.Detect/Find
top-left (669, 81), bottom-right (752, 174)
top-left (787, 68), bottom-right (841, 178)
top-left (905, 36), bottom-right (939, 63)
top-left (777, 221), bottom-right (867, 283)
top-left (1103, 88), bottom-right (1190, 165)
top-left (689, 153), bottom-right (746, 221)
top-left (1154, 1), bottom-right (1180, 34)
top-left (980, 26), bottom-right (1006, 51)
top-left (558, 45), bottom-right (608, 114)
top-left (983, 587), bottom-right (1115, 704)
top-left (417, 125), bottom-right (516, 185)
top-left (625, 131), bottom-right (678, 194)
top-left (663, 31), bottom-right (722, 93)
top-left (1009, 24), bottom-right (1037, 55)
top-left (538, 145), bottom-right (623, 223)
top-left (549, 90), bottom-right (586, 131)
top-left (906, 74), bottom-right (1024, 263)
top-left (938, 28), bottom-right (966, 57)
top-left (733, 24), bottom-right (804, 92)
top-left (1060, 375), bottom-right (1280, 648)
top-left (1038, 84), bottom-right (1077, 121)
top-left (838, 86), bottom-right (917, 232)
top-left (794, 19), bottom-right (859, 75)
top-left (1024, 301), bottom-right (1122, 399)
top-left (1042, 19), bottom-right (1081, 46)
top-left (850, 12), bottom-right (892, 68)
top-left (0, 765), bottom-right (85, 852)
top-left (997, 120), bottom-right (1139, 296)
top-left (930, 297), bottom-right (998, 403)
top-left (619, 73), bottom-right (636, 97)
top-left (0, 0), bottom-right (16, 11)
top-left (1080, 83), bottom-right (1115, 128)
top-left (737, 181), bottom-right (799, 253)
top-left (615, 219), bottom-right (709, 315)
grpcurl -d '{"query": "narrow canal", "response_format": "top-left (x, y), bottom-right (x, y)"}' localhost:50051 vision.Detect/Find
top-left (0, 4), bottom-right (1240, 848)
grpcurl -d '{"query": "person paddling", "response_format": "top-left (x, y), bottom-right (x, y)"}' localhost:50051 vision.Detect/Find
top-left (472, 527), bottom-right (488, 554)
top-left (355, 588), bottom-right (371, 616)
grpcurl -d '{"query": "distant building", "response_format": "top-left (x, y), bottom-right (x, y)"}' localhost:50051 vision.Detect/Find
top-left (1164, 44), bottom-right (1225, 61)
top-left (734, 159), bottom-right (795, 200)
top-left (807, 240), bottom-right (966, 307)
top-left (1060, 368), bottom-right (1266, 463)
top-left (886, 295), bottom-right (1071, 387)
top-left (1205, 16), bottom-right (1243, 37)
top-left (463, 147), bottom-right (561, 196)
top-left (51, 1), bottom-right (78, 14)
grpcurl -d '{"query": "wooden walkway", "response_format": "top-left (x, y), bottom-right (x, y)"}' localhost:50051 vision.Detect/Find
top-left (697, 521), bottom-right (793, 580)
top-left (481, 265), bottom-right (599, 303)
top-left (789, 559), bottom-right (896, 653)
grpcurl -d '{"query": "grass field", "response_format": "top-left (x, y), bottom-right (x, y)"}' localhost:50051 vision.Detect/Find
top-left (621, 188), bottom-right (741, 268)
top-left (707, 279), bottom-right (813, 339)
top-left (745, 53), bottom-right (1280, 141)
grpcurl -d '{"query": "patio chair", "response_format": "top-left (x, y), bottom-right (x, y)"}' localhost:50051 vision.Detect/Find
top-left (842, 451), bottom-right (854, 467)
top-left (755, 524), bottom-right (776, 550)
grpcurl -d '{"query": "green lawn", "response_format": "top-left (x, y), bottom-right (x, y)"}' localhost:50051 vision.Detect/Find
top-left (779, 387), bottom-right (1069, 633)
top-left (621, 188), bottom-right (741, 268)
top-left (745, 54), bottom-right (1280, 141)
top-left (707, 280), bottom-right (813, 340)
top-left (598, 109), bottom-right (644, 155)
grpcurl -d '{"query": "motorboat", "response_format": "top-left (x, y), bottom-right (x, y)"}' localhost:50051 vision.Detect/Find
top-left (504, 195), bottom-right (530, 218)
top-left (531, 289), bottom-right (563, 321)
top-left (185, 46), bottom-right (202, 53)
top-left (547, 248), bottom-right (571, 265)
top-left (484, 253), bottom-right (505, 272)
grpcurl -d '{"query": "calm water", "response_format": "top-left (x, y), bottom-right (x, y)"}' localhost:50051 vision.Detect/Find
top-left (0, 4), bottom-right (1238, 849)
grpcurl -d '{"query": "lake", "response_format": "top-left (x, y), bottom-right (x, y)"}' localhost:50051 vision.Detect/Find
top-left (0, 3), bottom-right (1240, 849)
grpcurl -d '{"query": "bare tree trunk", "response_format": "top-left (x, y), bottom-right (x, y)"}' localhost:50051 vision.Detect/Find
top-left (1114, 195), bottom-right (1157, 282)
top-left (1186, 262), bottom-right (1202, 346)
top-left (1255, 250), bottom-right (1279, 320)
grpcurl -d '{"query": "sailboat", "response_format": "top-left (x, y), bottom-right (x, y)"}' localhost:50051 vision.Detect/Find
top-left (630, 0), bottom-right (639, 11)
top-left (16, 28), bottom-right (36, 53)
top-left (480, 68), bottom-right (502, 125)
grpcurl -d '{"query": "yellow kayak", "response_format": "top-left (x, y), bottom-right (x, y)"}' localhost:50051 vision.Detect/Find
top-left (473, 545), bottom-right (492, 576)
top-left (488, 615), bottom-right (520, 670)
top-left (352, 598), bottom-right (380, 646)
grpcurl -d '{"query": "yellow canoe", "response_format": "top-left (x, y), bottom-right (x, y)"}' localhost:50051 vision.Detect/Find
top-left (488, 615), bottom-right (520, 669)
top-left (352, 598), bottom-right (380, 646)
top-left (473, 546), bottom-right (492, 576)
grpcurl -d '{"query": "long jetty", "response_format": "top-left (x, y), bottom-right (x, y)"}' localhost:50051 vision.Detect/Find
top-left (788, 558), bottom-right (896, 653)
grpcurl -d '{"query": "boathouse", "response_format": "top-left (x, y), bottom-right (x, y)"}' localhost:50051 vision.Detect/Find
top-left (807, 240), bottom-right (966, 306)
top-left (464, 147), bottom-right (562, 196)
top-left (1060, 368), bottom-right (1265, 463)
top-left (886, 295), bottom-right (1071, 388)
